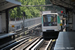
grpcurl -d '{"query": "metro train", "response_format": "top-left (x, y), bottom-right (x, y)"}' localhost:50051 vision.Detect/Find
top-left (42, 11), bottom-right (62, 39)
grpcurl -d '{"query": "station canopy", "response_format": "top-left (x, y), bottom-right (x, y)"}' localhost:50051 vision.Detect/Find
top-left (0, 0), bottom-right (21, 11)
top-left (50, 0), bottom-right (75, 9)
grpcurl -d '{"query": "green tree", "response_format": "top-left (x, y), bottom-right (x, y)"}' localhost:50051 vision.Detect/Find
top-left (9, 0), bottom-right (45, 19)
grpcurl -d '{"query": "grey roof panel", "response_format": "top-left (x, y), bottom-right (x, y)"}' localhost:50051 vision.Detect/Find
top-left (6, 0), bottom-right (21, 5)
top-left (0, 0), bottom-right (21, 11)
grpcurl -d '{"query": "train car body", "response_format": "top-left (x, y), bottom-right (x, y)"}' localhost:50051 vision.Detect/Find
top-left (42, 11), bottom-right (61, 39)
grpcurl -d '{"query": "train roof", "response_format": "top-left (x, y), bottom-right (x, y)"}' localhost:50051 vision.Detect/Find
top-left (42, 13), bottom-right (58, 15)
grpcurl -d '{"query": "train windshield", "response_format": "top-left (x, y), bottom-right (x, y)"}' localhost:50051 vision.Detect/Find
top-left (43, 14), bottom-right (57, 26)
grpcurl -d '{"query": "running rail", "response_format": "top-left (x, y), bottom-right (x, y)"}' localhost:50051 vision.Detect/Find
top-left (45, 39), bottom-right (52, 50)
top-left (1, 37), bottom-right (29, 50)
top-left (31, 39), bottom-right (44, 50)
top-left (26, 38), bottom-right (40, 50)
top-left (10, 40), bottom-right (28, 50)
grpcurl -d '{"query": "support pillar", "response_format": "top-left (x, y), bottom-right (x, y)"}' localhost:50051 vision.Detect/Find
top-left (6, 9), bottom-right (9, 33)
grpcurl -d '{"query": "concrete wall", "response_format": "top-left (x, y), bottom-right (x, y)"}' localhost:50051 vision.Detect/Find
top-left (9, 17), bottom-right (42, 32)
top-left (66, 11), bottom-right (73, 31)
top-left (0, 13), bottom-right (6, 33)
top-left (73, 13), bottom-right (75, 30)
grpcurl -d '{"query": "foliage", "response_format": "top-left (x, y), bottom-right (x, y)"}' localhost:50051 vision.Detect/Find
top-left (45, 0), bottom-right (51, 10)
top-left (9, 0), bottom-right (45, 18)
top-left (45, 0), bottom-right (65, 12)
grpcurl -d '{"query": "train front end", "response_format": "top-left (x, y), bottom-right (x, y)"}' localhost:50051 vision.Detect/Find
top-left (42, 13), bottom-right (61, 39)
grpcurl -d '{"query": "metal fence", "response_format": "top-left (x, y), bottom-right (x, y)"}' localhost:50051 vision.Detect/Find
top-left (9, 17), bottom-right (42, 32)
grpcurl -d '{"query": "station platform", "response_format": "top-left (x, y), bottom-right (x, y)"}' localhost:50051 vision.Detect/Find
top-left (0, 33), bottom-right (15, 46)
top-left (0, 33), bottom-right (15, 39)
top-left (54, 32), bottom-right (75, 50)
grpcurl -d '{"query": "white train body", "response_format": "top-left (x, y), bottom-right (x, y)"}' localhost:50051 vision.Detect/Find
top-left (42, 12), bottom-right (61, 32)
top-left (42, 11), bottom-right (61, 39)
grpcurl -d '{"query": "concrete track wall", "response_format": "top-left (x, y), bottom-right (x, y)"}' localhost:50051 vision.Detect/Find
top-left (9, 17), bottom-right (42, 32)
